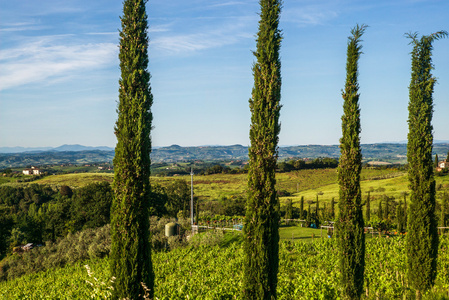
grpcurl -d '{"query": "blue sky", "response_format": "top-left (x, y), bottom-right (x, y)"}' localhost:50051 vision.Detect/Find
top-left (1, 0), bottom-right (448, 148)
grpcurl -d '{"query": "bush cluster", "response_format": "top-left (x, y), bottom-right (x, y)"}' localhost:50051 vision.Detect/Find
top-left (0, 216), bottom-right (231, 281)
top-left (0, 225), bottom-right (110, 281)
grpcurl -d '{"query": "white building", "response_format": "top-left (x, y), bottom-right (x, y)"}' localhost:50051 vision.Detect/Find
top-left (22, 167), bottom-right (41, 175)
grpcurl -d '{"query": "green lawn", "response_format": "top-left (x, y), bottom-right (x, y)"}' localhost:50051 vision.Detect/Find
top-left (279, 225), bottom-right (325, 242)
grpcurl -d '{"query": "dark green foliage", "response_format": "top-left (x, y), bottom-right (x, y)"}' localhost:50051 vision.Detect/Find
top-left (285, 199), bottom-right (293, 220)
top-left (383, 195), bottom-right (391, 220)
top-left (306, 203), bottom-right (312, 226)
top-left (277, 157), bottom-right (338, 172)
top-left (405, 31), bottom-right (447, 296)
top-left (331, 197), bottom-right (335, 220)
top-left (365, 192), bottom-right (371, 222)
top-left (378, 200), bottom-right (383, 220)
top-left (435, 154), bottom-right (439, 168)
top-left (243, 0), bottom-right (282, 298)
top-left (0, 183), bottom-right (113, 260)
top-left (110, 0), bottom-right (154, 298)
top-left (149, 183), bottom-right (168, 217)
top-left (337, 24), bottom-right (366, 300)
top-left (164, 179), bottom-right (190, 218)
top-left (300, 196), bottom-right (304, 220)
top-left (71, 182), bottom-right (112, 231)
top-left (0, 213), bottom-right (14, 260)
top-left (223, 196), bottom-right (246, 217)
top-left (59, 185), bottom-right (73, 198)
top-left (441, 192), bottom-right (449, 227)
top-left (396, 200), bottom-right (406, 233)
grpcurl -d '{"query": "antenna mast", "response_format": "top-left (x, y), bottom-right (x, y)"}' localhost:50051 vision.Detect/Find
top-left (190, 167), bottom-right (194, 228)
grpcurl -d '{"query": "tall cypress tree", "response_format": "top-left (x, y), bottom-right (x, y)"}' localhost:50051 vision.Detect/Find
top-left (110, 0), bottom-right (154, 298)
top-left (378, 200), bottom-right (383, 220)
top-left (243, 0), bottom-right (282, 298)
top-left (331, 197), bottom-right (335, 220)
top-left (366, 192), bottom-right (371, 222)
top-left (405, 31), bottom-right (447, 298)
top-left (300, 196), bottom-right (305, 220)
top-left (337, 24), bottom-right (366, 300)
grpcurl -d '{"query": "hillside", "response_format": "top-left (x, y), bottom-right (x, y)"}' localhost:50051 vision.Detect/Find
top-left (8, 168), bottom-right (448, 208)
top-left (1, 143), bottom-right (448, 168)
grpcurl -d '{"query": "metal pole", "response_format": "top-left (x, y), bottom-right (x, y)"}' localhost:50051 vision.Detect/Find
top-left (190, 168), bottom-right (194, 228)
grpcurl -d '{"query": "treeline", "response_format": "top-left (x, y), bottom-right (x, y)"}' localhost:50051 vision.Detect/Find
top-left (0, 183), bottom-right (112, 260)
top-left (152, 157), bottom-right (338, 177)
top-left (0, 179), bottom-right (244, 260)
top-left (277, 157), bottom-right (338, 172)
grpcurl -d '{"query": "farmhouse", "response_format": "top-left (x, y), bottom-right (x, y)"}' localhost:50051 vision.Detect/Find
top-left (22, 166), bottom-right (42, 175)
top-left (436, 160), bottom-right (448, 172)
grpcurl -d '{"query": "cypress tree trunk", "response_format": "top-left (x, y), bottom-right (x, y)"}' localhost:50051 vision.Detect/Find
top-left (110, 0), bottom-right (154, 298)
top-left (337, 24), bottom-right (366, 300)
top-left (405, 31), bottom-right (447, 295)
top-left (243, 0), bottom-right (282, 298)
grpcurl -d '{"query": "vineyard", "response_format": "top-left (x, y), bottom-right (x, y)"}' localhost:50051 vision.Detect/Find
top-left (1, 233), bottom-right (448, 299)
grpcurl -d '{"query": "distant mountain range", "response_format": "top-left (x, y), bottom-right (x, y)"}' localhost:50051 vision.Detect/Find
top-left (0, 144), bottom-right (114, 154)
top-left (0, 143), bottom-right (448, 169)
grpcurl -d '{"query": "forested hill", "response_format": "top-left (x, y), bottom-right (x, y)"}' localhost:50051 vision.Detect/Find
top-left (0, 143), bottom-right (448, 168)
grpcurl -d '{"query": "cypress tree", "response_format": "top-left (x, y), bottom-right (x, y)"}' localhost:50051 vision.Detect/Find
top-left (331, 197), bottom-right (335, 220)
top-left (285, 199), bottom-right (292, 221)
top-left (442, 192), bottom-right (449, 227)
top-left (383, 195), bottom-right (390, 220)
top-left (397, 200), bottom-right (405, 234)
top-left (110, 0), bottom-right (154, 298)
top-left (337, 24), bottom-right (366, 300)
top-left (378, 200), bottom-right (383, 220)
top-left (300, 196), bottom-right (304, 220)
top-left (243, 0), bottom-right (282, 298)
top-left (306, 203), bottom-right (311, 226)
top-left (405, 31), bottom-right (447, 297)
top-left (403, 193), bottom-right (408, 230)
top-left (434, 154), bottom-right (439, 168)
top-left (366, 192), bottom-right (371, 222)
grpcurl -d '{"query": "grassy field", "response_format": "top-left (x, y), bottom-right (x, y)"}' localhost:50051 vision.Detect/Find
top-left (32, 173), bottom-right (113, 188)
top-left (283, 172), bottom-right (449, 210)
top-left (279, 225), bottom-right (325, 241)
top-left (3, 168), bottom-right (449, 209)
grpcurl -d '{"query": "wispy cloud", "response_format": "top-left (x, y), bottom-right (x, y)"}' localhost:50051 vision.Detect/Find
top-left (283, 3), bottom-right (339, 26)
top-left (150, 17), bottom-right (254, 54)
top-left (0, 36), bottom-right (117, 91)
top-left (208, 1), bottom-right (247, 8)
top-left (0, 20), bottom-right (47, 32)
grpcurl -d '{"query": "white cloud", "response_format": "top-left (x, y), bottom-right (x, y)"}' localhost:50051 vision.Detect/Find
top-left (150, 18), bottom-right (254, 54)
top-left (283, 7), bottom-right (339, 26)
top-left (0, 20), bottom-right (47, 32)
top-left (209, 1), bottom-right (247, 8)
top-left (0, 36), bottom-right (117, 91)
